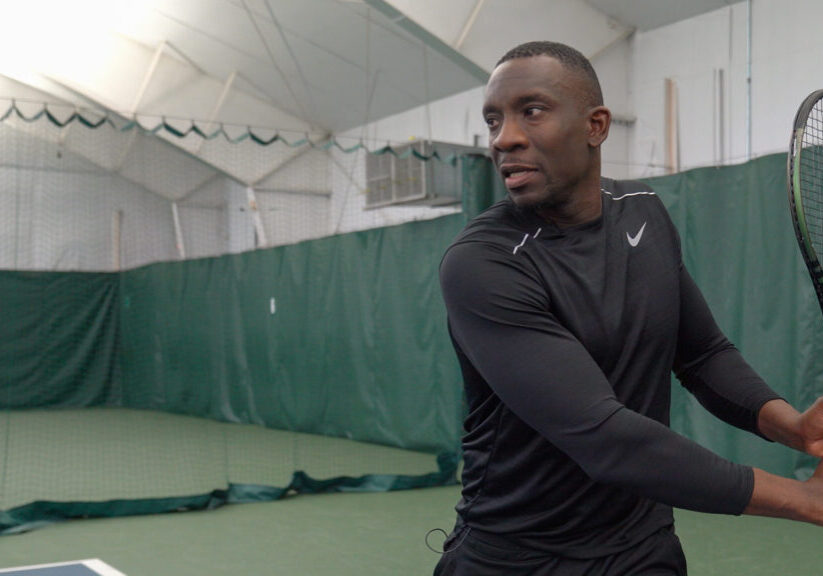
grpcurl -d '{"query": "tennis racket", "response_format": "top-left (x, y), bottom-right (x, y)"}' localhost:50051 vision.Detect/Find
top-left (788, 89), bottom-right (823, 314)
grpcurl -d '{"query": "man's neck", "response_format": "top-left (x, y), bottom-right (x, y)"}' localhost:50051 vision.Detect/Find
top-left (535, 180), bottom-right (602, 228)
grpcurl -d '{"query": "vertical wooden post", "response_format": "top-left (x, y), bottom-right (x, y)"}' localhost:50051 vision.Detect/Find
top-left (665, 77), bottom-right (679, 174)
top-left (112, 210), bottom-right (123, 271)
top-left (171, 202), bottom-right (186, 259)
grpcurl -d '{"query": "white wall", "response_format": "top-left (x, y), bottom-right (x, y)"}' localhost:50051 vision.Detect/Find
top-left (622, 0), bottom-right (823, 178)
top-left (0, 166), bottom-right (177, 271)
top-left (593, 35), bottom-right (632, 180)
top-left (630, 3), bottom-right (746, 177)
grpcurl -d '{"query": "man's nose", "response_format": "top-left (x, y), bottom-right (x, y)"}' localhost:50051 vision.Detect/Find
top-left (491, 118), bottom-right (527, 151)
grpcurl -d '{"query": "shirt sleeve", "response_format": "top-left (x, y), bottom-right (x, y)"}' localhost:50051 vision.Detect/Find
top-left (441, 240), bottom-right (754, 515)
top-left (673, 265), bottom-right (783, 437)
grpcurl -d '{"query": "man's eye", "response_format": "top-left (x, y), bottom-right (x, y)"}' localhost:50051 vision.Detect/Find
top-left (525, 107), bottom-right (543, 117)
top-left (485, 117), bottom-right (499, 130)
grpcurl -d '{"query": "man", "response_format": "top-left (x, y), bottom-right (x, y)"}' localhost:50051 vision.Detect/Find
top-left (435, 40), bottom-right (823, 575)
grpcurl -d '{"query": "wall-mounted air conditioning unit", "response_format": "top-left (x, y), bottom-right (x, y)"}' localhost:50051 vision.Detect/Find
top-left (365, 140), bottom-right (485, 209)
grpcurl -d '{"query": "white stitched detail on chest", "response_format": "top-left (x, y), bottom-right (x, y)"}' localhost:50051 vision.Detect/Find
top-left (512, 234), bottom-right (529, 255)
top-left (601, 188), bottom-right (657, 201)
top-left (512, 227), bottom-right (542, 255)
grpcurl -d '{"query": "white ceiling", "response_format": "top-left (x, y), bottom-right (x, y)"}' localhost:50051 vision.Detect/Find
top-left (0, 0), bottom-right (488, 136)
top-left (0, 0), bottom-right (740, 195)
top-left (0, 0), bottom-right (742, 135)
top-left (379, 0), bottom-right (740, 70)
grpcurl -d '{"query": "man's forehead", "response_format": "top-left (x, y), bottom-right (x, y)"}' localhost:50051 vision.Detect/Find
top-left (484, 56), bottom-right (574, 102)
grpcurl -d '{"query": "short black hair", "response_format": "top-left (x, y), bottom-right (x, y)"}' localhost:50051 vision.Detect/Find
top-left (496, 41), bottom-right (603, 108)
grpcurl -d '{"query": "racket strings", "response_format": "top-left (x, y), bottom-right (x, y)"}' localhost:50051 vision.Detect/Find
top-left (799, 100), bottom-right (823, 256)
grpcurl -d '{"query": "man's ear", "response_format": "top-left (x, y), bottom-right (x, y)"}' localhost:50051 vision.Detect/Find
top-left (587, 106), bottom-right (611, 148)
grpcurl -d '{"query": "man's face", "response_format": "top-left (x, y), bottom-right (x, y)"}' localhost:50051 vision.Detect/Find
top-left (482, 55), bottom-right (600, 212)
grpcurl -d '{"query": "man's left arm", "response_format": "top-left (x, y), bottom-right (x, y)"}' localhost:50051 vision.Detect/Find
top-left (674, 265), bottom-right (823, 455)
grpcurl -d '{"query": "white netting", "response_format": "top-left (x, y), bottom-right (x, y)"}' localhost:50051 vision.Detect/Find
top-left (0, 102), bottom-right (462, 272)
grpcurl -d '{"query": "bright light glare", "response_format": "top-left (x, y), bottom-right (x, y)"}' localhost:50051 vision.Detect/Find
top-left (0, 0), bottom-right (157, 82)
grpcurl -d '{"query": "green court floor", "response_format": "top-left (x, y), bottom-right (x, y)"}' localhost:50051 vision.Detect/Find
top-left (0, 485), bottom-right (820, 575)
top-left (1, 409), bottom-right (820, 574)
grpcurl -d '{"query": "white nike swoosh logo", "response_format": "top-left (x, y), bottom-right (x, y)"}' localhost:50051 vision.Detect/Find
top-left (627, 222), bottom-right (647, 247)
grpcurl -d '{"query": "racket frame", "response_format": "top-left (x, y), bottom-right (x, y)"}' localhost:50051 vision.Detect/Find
top-left (787, 89), bottom-right (823, 311)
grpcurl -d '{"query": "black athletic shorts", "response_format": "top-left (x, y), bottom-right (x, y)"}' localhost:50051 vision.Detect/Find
top-left (432, 524), bottom-right (687, 576)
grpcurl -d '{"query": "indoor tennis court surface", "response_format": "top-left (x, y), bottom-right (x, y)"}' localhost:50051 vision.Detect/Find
top-left (0, 484), bottom-right (819, 576)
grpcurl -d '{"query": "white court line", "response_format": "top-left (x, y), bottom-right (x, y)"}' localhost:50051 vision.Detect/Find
top-left (0, 559), bottom-right (127, 575)
top-left (83, 560), bottom-right (127, 576)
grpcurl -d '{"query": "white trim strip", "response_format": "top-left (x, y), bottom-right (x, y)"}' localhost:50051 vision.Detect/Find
top-left (512, 233), bottom-right (529, 254)
top-left (602, 188), bottom-right (657, 200)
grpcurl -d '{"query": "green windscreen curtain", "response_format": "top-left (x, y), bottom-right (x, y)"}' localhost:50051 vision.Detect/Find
top-left (645, 154), bottom-right (823, 478)
top-left (1, 152), bottom-right (821, 479)
top-left (0, 271), bottom-right (120, 408)
top-left (118, 213), bottom-right (466, 454)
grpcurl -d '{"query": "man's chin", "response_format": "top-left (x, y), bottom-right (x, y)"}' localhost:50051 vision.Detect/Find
top-left (509, 188), bottom-right (541, 205)
top-left (509, 189), bottom-right (550, 210)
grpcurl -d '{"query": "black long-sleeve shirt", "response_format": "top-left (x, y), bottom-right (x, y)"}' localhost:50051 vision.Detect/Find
top-left (439, 178), bottom-right (781, 558)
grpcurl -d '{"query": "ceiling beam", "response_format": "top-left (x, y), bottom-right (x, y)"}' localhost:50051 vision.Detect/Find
top-left (193, 71), bottom-right (237, 155)
top-left (241, 0), bottom-right (310, 123)
top-left (362, 0), bottom-right (489, 82)
top-left (132, 41), bottom-right (167, 115)
top-left (454, 0), bottom-right (485, 51)
top-left (262, 0), bottom-right (317, 121)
